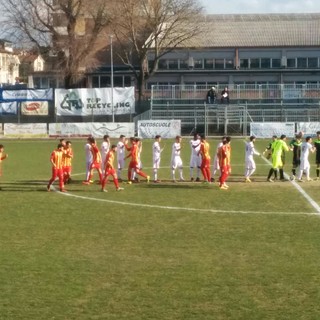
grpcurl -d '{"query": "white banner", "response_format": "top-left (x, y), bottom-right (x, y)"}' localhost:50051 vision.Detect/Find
top-left (137, 120), bottom-right (181, 138)
top-left (49, 122), bottom-right (135, 138)
top-left (4, 123), bottom-right (47, 137)
top-left (250, 122), bottom-right (295, 138)
top-left (282, 88), bottom-right (302, 100)
top-left (0, 102), bottom-right (17, 114)
top-left (2, 89), bottom-right (53, 101)
top-left (21, 101), bottom-right (49, 115)
top-left (297, 122), bottom-right (320, 136)
top-left (55, 87), bottom-right (135, 116)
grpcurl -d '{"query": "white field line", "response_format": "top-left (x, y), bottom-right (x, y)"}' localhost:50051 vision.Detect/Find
top-left (51, 186), bottom-right (317, 217)
top-left (255, 144), bottom-right (320, 215)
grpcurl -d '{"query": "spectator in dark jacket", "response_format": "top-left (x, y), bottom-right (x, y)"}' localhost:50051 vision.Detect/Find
top-left (206, 87), bottom-right (217, 104)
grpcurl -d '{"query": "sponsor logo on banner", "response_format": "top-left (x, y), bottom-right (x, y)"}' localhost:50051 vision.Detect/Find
top-left (21, 101), bottom-right (49, 115)
top-left (4, 123), bottom-right (47, 137)
top-left (138, 120), bottom-right (181, 138)
top-left (48, 122), bottom-right (135, 138)
top-left (0, 102), bottom-right (17, 114)
top-left (297, 122), bottom-right (320, 136)
top-left (250, 122), bottom-right (295, 138)
top-left (55, 87), bottom-right (135, 116)
top-left (2, 89), bottom-right (53, 101)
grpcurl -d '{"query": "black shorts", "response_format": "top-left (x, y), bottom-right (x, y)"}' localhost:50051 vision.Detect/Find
top-left (292, 158), bottom-right (300, 167)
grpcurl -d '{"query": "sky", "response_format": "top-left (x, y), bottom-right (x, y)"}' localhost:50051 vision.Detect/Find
top-left (201, 0), bottom-right (320, 14)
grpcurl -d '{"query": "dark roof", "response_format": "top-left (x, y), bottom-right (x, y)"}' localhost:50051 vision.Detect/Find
top-left (181, 13), bottom-right (320, 48)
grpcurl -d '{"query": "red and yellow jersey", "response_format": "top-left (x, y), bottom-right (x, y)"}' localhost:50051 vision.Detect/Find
top-left (91, 144), bottom-right (102, 163)
top-left (218, 144), bottom-right (231, 167)
top-left (0, 151), bottom-right (7, 162)
top-left (63, 147), bottom-right (73, 167)
top-left (51, 149), bottom-right (64, 169)
top-left (200, 141), bottom-right (211, 161)
top-left (105, 150), bottom-right (115, 169)
top-left (128, 143), bottom-right (139, 163)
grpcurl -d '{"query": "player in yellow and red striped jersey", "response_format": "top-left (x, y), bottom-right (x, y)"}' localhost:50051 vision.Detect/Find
top-left (63, 140), bottom-right (73, 184)
top-left (218, 136), bottom-right (232, 190)
top-left (83, 137), bottom-right (103, 185)
top-left (47, 143), bottom-right (66, 192)
top-left (0, 144), bottom-right (8, 190)
top-left (199, 135), bottom-right (211, 183)
top-left (126, 137), bottom-right (149, 183)
top-left (101, 145), bottom-right (124, 192)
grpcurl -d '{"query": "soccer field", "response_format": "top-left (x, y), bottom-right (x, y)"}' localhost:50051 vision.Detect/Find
top-left (1, 138), bottom-right (320, 320)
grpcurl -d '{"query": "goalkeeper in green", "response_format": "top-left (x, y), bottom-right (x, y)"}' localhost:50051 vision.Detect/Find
top-left (267, 134), bottom-right (289, 182)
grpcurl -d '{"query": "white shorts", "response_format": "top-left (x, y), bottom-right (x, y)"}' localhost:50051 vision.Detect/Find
top-left (190, 155), bottom-right (201, 168)
top-left (153, 157), bottom-right (161, 169)
top-left (172, 156), bottom-right (183, 169)
top-left (118, 159), bottom-right (125, 170)
top-left (212, 155), bottom-right (220, 171)
top-left (245, 157), bottom-right (256, 170)
top-left (300, 160), bottom-right (310, 171)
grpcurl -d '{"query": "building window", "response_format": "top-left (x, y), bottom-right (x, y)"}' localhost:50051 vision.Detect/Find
top-left (158, 59), bottom-right (167, 70)
top-left (287, 58), bottom-right (296, 68)
top-left (215, 59), bottom-right (224, 69)
top-left (297, 58), bottom-right (307, 68)
top-left (204, 59), bottom-right (214, 69)
top-left (225, 59), bottom-right (234, 69)
top-left (179, 59), bottom-right (189, 69)
top-left (308, 57), bottom-right (318, 68)
top-left (114, 76), bottom-right (123, 87)
top-left (240, 59), bottom-right (249, 68)
top-left (92, 76), bottom-right (100, 87)
top-left (168, 59), bottom-right (178, 70)
top-left (194, 59), bottom-right (203, 69)
top-left (124, 76), bottom-right (131, 86)
top-left (100, 76), bottom-right (110, 87)
top-left (272, 59), bottom-right (281, 68)
top-left (250, 58), bottom-right (260, 68)
top-left (261, 58), bottom-right (271, 69)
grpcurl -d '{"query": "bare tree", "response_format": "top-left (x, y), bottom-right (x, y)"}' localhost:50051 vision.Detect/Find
top-left (0, 0), bottom-right (113, 88)
top-left (110, 0), bottom-right (203, 101)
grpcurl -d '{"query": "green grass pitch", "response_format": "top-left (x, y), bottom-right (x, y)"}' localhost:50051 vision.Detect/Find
top-left (1, 137), bottom-right (320, 320)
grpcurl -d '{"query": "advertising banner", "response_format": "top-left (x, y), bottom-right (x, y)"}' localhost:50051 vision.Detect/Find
top-left (4, 123), bottom-right (47, 137)
top-left (0, 102), bottom-right (17, 114)
top-left (250, 122), bottom-right (295, 138)
top-left (2, 89), bottom-right (53, 101)
top-left (21, 101), bottom-right (49, 115)
top-left (297, 122), bottom-right (320, 136)
top-left (55, 87), bottom-right (135, 116)
top-left (48, 122), bottom-right (135, 138)
top-left (137, 120), bottom-right (181, 138)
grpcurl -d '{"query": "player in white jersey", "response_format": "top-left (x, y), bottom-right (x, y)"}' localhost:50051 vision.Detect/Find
top-left (100, 134), bottom-right (110, 173)
top-left (153, 135), bottom-right (162, 182)
top-left (244, 136), bottom-right (260, 182)
top-left (117, 135), bottom-right (128, 181)
top-left (84, 136), bottom-right (93, 182)
top-left (189, 133), bottom-right (201, 181)
top-left (297, 136), bottom-right (315, 182)
top-left (171, 135), bottom-right (184, 182)
top-left (211, 136), bottom-right (226, 182)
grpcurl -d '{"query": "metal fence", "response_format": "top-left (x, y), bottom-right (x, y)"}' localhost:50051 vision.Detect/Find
top-left (134, 103), bottom-right (320, 136)
top-left (151, 84), bottom-right (320, 105)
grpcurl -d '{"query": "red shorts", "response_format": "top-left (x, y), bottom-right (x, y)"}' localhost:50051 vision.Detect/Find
top-left (90, 162), bottom-right (101, 170)
top-left (201, 158), bottom-right (210, 169)
top-left (63, 166), bottom-right (71, 174)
